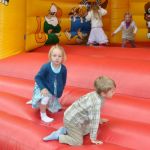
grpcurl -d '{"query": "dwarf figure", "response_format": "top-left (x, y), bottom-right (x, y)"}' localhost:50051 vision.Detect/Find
top-left (65, 6), bottom-right (91, 43)
top-left (144, 2), bottom-right (150, 39)
top-left (44, 3), bottom-right (62, 44)
top-left (80, 0), bottom-right (90, 11)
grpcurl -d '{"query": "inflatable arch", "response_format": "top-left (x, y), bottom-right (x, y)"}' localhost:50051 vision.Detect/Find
top-left (0, 0), bottom-right (149, 59)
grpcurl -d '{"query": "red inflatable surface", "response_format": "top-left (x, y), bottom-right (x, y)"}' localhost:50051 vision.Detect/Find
top-left (0, 46), bottom-right (150, 150)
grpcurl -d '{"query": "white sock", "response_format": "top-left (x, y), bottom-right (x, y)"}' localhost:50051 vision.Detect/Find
top-left (40, 112), bottom-right (54, 123)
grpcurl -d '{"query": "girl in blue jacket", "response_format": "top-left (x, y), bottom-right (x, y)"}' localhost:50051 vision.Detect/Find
top-left (32, 44), bottom-right (67, 123)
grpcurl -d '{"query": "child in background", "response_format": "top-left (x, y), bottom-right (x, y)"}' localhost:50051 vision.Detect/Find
top-left (86, 5), bottom-right (108, 46)
top-left (43, 76), bottom-right (116, 146)
top-left (112, 12), bottom-right (138, 48)
top-left (31, 44), bottom-right (67, 123)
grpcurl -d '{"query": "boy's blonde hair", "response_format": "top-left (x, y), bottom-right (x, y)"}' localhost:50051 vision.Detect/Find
top-left (48, 44), bottom-right (67, 62)
top-left (94, 76), bottom-right (116, 94)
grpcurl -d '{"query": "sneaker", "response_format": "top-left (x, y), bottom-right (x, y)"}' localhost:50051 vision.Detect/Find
top-left (57, 127), bottom-right (67, 135)
top-left (43, 127), bottom-right (67, 141)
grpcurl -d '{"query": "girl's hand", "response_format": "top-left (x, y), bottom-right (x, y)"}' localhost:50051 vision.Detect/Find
top-left (91, 140), bottom-right (103, 145)
top-left (41, 88), bottom-right (49, 96)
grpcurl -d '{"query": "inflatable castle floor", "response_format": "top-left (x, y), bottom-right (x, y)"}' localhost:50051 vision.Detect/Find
top-left (0, 45), bottom-right (150, 150)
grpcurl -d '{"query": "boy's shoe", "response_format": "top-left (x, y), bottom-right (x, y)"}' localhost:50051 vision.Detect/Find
top-left (43, 127), bottom-right (67, 141)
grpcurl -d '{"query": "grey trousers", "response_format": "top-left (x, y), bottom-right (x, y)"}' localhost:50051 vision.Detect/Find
top-left (122, 38), bottom-right (136, 48)
top-left (59, 120), bottom-right (90, 146)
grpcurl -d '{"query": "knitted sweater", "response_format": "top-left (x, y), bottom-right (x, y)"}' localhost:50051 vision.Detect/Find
top-left (35, 62), bottom-right (67, 98)
top-left (114, 21), bottom-right (138, 40)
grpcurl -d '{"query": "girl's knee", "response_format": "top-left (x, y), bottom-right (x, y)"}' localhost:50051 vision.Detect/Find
top-left (41, 96), bottom-right (50, 105)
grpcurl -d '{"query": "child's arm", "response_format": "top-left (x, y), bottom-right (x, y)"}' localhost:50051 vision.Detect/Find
top-left (62, 67), bottom-right (67, 86)
top-left (85, 11), bottom-right (92, 21)
top-left (99, 7), bottom-right (107, 16)
top-left (35, 64), bottom-right (47, 91)
top-left (112, 22), bottom-right (123, 36)
top-left (89, 101), bottom-right (101, 144)
top-left (132, 21), bottom-right (138, 34)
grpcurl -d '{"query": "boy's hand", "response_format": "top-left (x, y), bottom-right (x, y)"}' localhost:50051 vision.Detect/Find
top-left (100, 118), bottom-right (109, 124)
top-left (91, 140), bottom-right (103, 145)
top-left (41, 88), bottom-right (49, 96)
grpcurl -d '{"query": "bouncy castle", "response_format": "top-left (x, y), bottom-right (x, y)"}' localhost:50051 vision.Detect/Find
top-left (0, 0), bottom-right (150, 149)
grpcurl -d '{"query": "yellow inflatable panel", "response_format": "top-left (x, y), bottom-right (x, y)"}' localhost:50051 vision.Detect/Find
top-left (25, 0), bottom-right (111, 50)
top-left (25, 33), bottom-right (46, 50)
top-left (133, 16), bottom-right (146, 28)
top-left (0, 0), bottom-right (26, 59)
top-left (111, 0), bottom-right (129, 9)
top-left (136, 28), bottom-right (149, 41)
top-left (0, 0), bottom-right (149, 58)
top-left (130, 2), bottom-right (147, 15)
top-left (111, 9), bottom-right (129, 19)
top-left (26, 17), bottom-right (39, 34)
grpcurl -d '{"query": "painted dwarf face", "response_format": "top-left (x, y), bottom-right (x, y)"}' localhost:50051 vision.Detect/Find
top-left (47, 4), bottom-right (58, 26)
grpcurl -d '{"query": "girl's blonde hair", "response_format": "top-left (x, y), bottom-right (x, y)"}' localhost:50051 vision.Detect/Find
top-left (91, 5), bottom-right (100, 20)
top-left (91, 4), bottom-right (99, 11)
top-left (124, 12), bottom-right (132, 19)
top-left (48, 44), bottom-right (67, 62)
top-left (94, 76), bottom-right (116, 94)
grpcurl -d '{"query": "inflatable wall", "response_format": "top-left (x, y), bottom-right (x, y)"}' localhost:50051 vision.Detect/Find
top-left (0, 0), bottom-right (26, 59)
top-left (0, 0), bottom-right (149, 59)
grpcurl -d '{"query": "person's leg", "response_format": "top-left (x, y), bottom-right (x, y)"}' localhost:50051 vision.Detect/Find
top-left (40, 96), bottom-right (54, 123)
top-left (96, 28), bottom-right (108, 45)
top-left (87, 29), bottom-right (95, 46)
top-left (47, 97), bottom-right (61, 113)
top-left (82, 122), bottom-right (90, 136)
top-left (129, 40), bottom-right (136, 48)
top-left (59, 121), bottom-right (83, 146)
top-left (122, 38), bottom-right (127, 48)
